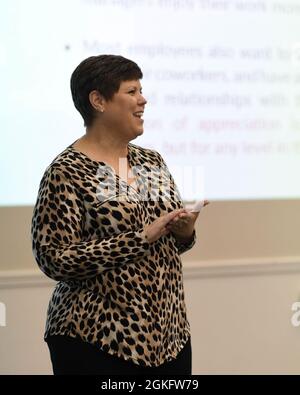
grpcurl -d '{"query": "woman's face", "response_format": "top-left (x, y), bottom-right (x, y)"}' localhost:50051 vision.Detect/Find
top-left (103, 79), bottom-right (147, 141)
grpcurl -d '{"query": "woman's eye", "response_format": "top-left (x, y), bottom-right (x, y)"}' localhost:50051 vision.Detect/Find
top-left (129, 90), bottom-right (143, 95)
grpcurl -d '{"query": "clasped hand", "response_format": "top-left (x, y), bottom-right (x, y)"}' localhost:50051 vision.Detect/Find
top-left (144, 201), bottom-right (210, 244)
top-left (165, 200), bottom-right (210, 242)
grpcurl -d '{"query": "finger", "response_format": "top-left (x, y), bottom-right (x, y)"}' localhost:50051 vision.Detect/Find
top-left (173, 219), bottom-right (184, 228)
top-left (161, 227), bottom-right (170, 236)
top-left (178, 213), bottom-right (187, 221)
top-left (178, 213), bottom-right (192, 222)
top-left (176, 214), bottom-right (191, 223)
top-left (162, 209), bottom-right (184, 226)
top-left (175, 216), bottom-right (189, 224)
top-left (169, 217), bottom-right (187, 227)
top-left (166, 221), bottom-right (178, 230)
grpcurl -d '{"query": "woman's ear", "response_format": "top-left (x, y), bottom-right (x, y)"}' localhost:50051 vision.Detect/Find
top-left (89, 90), bottom-right (105, 112)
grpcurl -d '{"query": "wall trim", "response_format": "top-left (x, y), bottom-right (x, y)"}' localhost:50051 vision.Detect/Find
top-left (0, 256), bottom-right (300, 288)
top-left (0, 270), bottom-right (55, 289)
top-left (183, 256), bottom-right (300, 278)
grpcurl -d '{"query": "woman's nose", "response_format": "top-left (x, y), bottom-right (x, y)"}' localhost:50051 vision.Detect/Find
top-left (139, 94), bottom-right (147, 105)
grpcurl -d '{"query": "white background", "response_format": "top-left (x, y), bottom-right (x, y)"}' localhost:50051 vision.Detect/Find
top-left (1, 0), bottom-right (300, 205)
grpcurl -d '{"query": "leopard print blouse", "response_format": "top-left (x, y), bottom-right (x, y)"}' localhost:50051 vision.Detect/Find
top-left (31, 141), bottom-right (196, 367)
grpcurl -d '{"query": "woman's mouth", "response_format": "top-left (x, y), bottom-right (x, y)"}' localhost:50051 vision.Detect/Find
top-left (133, 111), bottom-right (144, 120)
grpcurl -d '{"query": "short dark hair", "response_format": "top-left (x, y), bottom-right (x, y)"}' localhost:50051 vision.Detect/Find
top-left (70, 54), bottom-right (143, 127)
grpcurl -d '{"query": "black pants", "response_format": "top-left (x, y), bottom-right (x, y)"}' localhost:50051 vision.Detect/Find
top-left (46, 335), bottom-right (192, 375)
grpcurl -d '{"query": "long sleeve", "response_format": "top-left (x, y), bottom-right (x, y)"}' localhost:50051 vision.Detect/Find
top-left (31, 166), bottom-right (150, 282)
top-left (34, 143), bottom-right (193, 369)
top-left (154, 151), bottom-right (196, 254)
top-left (173, 229), bottom-right (196, 254)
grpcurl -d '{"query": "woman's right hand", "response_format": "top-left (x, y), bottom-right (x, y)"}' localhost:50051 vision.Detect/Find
top-left (143, 209), bottom-right (185, 243)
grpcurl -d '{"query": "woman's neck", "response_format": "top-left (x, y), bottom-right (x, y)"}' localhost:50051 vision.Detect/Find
top-left (78, 128), bottom-right (129, 161)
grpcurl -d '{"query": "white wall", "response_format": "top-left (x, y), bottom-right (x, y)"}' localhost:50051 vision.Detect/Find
top-left (1, 259), bottom-right (300, 375)
top-left (2, 199), bottom-right (300, 272)
top-left (1, 200), bottom-right (300, 373)
top-left (186, 259), bottom-right (300, 374)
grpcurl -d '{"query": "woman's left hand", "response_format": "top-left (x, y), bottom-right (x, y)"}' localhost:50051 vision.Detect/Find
top-left (165, 200), bottom-right (210, 242)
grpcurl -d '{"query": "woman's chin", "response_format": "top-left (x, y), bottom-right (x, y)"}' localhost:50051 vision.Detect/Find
top-left (133, 128), bottom-right (144, 138)
top-left (127, 126), bottom-right (144, 141)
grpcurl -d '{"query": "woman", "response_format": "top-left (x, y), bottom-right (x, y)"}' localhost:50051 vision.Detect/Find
top-left (31, 54), bottom-right (208, 375)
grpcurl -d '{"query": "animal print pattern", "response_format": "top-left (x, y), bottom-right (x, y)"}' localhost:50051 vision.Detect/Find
top-left (31, 142), bottom-right (196, 367)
